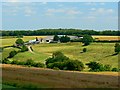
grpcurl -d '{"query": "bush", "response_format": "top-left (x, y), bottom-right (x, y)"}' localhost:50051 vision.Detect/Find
top-left (15, 38), bottom-right (24, 45)
top-left (2, 58), bottom-right (11, 64)
top-left (21, 45), bottom-right (28, 52)
top-left (64, 60), bottom-right (84, 71)
top-left (60, 35), bottom-right (70, 43)
top-left (86, 61), bottom-right (112, 72)
top-left (83, 48), bottom-right (87, 52)
top-left (33, 62), bottom-right (45, 68)
top-left (11, 59), bottom-right (19, 64)
top-left (114, 43), bottom-right (120, 54)
top-left (17, 61), bottom-right (26, 65)
top-left (86, 61), bottom-right (103, 72)
top-left (103, 64), bottom-right (111, 71)
top-left (46, 62), bottom-right (64, 69)
top-left (46, 51), bottom-right (69, 65)
top-left (25, 59), bottom-right (34, 66)
top-left (112, 68), bottom-right (119, 72)
top-left (46, 60), bottom-right (84, 71)
top-left (53, 35), bottom-right (59, 41)
top-left (82, 35), bottom-right (93, 46)
top-left (0, 47), bottom-right (3, 52)
top-left (8, 50), bottom-right (18, 58)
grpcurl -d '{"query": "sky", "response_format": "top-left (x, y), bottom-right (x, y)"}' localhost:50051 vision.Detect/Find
top-left (1, 0), bottom-right (119, 31)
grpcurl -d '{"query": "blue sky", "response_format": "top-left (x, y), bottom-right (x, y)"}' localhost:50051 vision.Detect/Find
top-left (1, 1), bottom-right (118, 30)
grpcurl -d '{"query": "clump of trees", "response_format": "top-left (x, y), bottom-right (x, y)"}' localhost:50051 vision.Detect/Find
top-left (53, 35), bottom-right (60, 41)
top-left (86, 61), bottom-right (118, 72)
top-left (114, 43), bottom-right (120, 54)
top-left (60, 35), bottom-right (70, 43)
top-left (82, 35), bottom-right (93, 46)
top-left (21, 45), bottom-right (28, 52)
top-left (15, 38), bottom-right (24, 45)
top-left (8, 50), bottom-right (18, 58)
top-left (46, 51), bottom-right (84, 71)
top-left (53, 35), bottom-right (70, 43)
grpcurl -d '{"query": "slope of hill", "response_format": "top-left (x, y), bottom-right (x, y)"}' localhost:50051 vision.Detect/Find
top-left (2, 64), bottom-right (119, 88)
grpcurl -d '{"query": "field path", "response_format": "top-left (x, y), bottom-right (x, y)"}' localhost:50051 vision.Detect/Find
top-left (27, 45), bottom-right (34, 54)
top-left (2, 64), bottom-right (119, 88)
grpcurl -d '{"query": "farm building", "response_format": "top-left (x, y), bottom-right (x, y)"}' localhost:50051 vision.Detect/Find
top-left (27, 35), bottom-right (83, 44)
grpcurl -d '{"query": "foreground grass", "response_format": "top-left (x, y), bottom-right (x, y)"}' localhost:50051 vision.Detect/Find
top-left (2, 64), bottom-right (119, 88)
top-left (2, 84), bottom-right (16, 88)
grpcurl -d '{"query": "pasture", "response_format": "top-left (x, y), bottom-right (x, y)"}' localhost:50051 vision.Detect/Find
top-left (1, 36), bottom-right (119, 69)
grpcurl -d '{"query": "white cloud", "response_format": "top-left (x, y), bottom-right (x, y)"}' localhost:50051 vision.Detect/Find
top-left (107, 9), bottom-right (114, 13)
top-left (66, 10), bottom-right (80, 15)
top-left (85, 2), bottom-right (96, 6)
top-left (3, 2), bottom-right (36, 16)
top-left (90, 8), bottom-right (96, 11)
top-left (100, 2), bottom-right (105, 5)
top-left (42, 2), bottom-right (47, 4)
top-left (89, 8), bottom-right (114, 15)
top-left (58, 4), bottom-right (63, 7)
top-left (45, 8), bottom-right (82, 16)
top-left (7, 0), bottom-right (18, 2)
top-left (24, 7), bottom-right (36, 16)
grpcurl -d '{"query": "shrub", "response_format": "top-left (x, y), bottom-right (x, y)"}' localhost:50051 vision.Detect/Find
top-left (8, 50), bottom-right (18, 58)
top-left (53, 35), bottom-right (59, 41)
top-left (46, 51), bottom-right (69, 65)
top-left (0, 47), bottom-right (3, 52)
top-left (47, 60), bottom-right (84, 71)
top-left (64, 60), bottom-right (84, 71)
top-left (103, 64), bottom-right (111, 71)
top-left (82, 35), bottom-right (93, 46)
top-left (15, 38), bottom-right (24, 45)
top-left (2, 58), bottom-right (11, 64)
top-left (21, 45), bottom-right (28, 52)
top-left (86, 61), bottom-right (112, 72)
top-left (114, 43), bottom-right (120, 54)
top-left (11, 59), bottom-right (19, 64)
top-left (25, 59), bottom-right (34, 66)
top-left (86, 61), bottom-right (103, 72)
top-left (17, 61), bottom-right (26, 65)
top-left (112, 68), bottom-right (119, 72)
top-left (47, 62), bottom-right (65, 69)
top-left (33, 62), bottom-right (45, 68)
top-left (60, 35), bottom-right (70, 43)
top-left (83, 48), bottom-right (87, 52)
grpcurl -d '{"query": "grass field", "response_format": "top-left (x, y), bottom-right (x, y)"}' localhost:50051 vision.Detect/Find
top-left (1, 36), bottom-right (119, 69)
top-left (2, 64), bottom-right (119, 88)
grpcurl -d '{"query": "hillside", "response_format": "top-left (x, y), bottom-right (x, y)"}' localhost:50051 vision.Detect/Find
top-left (2, 64), bottom-right (119, 88)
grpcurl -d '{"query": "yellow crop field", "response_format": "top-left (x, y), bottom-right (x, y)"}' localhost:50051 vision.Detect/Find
top-left (92, 36), bottom-right (120, 41)
top-left (2, 64), bottom-right (119, 88)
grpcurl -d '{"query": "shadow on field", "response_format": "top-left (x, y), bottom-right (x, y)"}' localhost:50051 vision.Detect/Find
top-left (105, 53), bottom-right (118, 57)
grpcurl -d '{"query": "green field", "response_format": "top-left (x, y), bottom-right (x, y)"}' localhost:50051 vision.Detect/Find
top-left (1, 36), bottom-right (119, 69)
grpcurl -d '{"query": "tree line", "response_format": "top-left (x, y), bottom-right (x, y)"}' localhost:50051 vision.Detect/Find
top-left (1, 29), bottom-right (120, 36)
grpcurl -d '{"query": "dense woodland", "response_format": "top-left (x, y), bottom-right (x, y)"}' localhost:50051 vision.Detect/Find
top-left (1, 29), bottom-right (120, 36)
